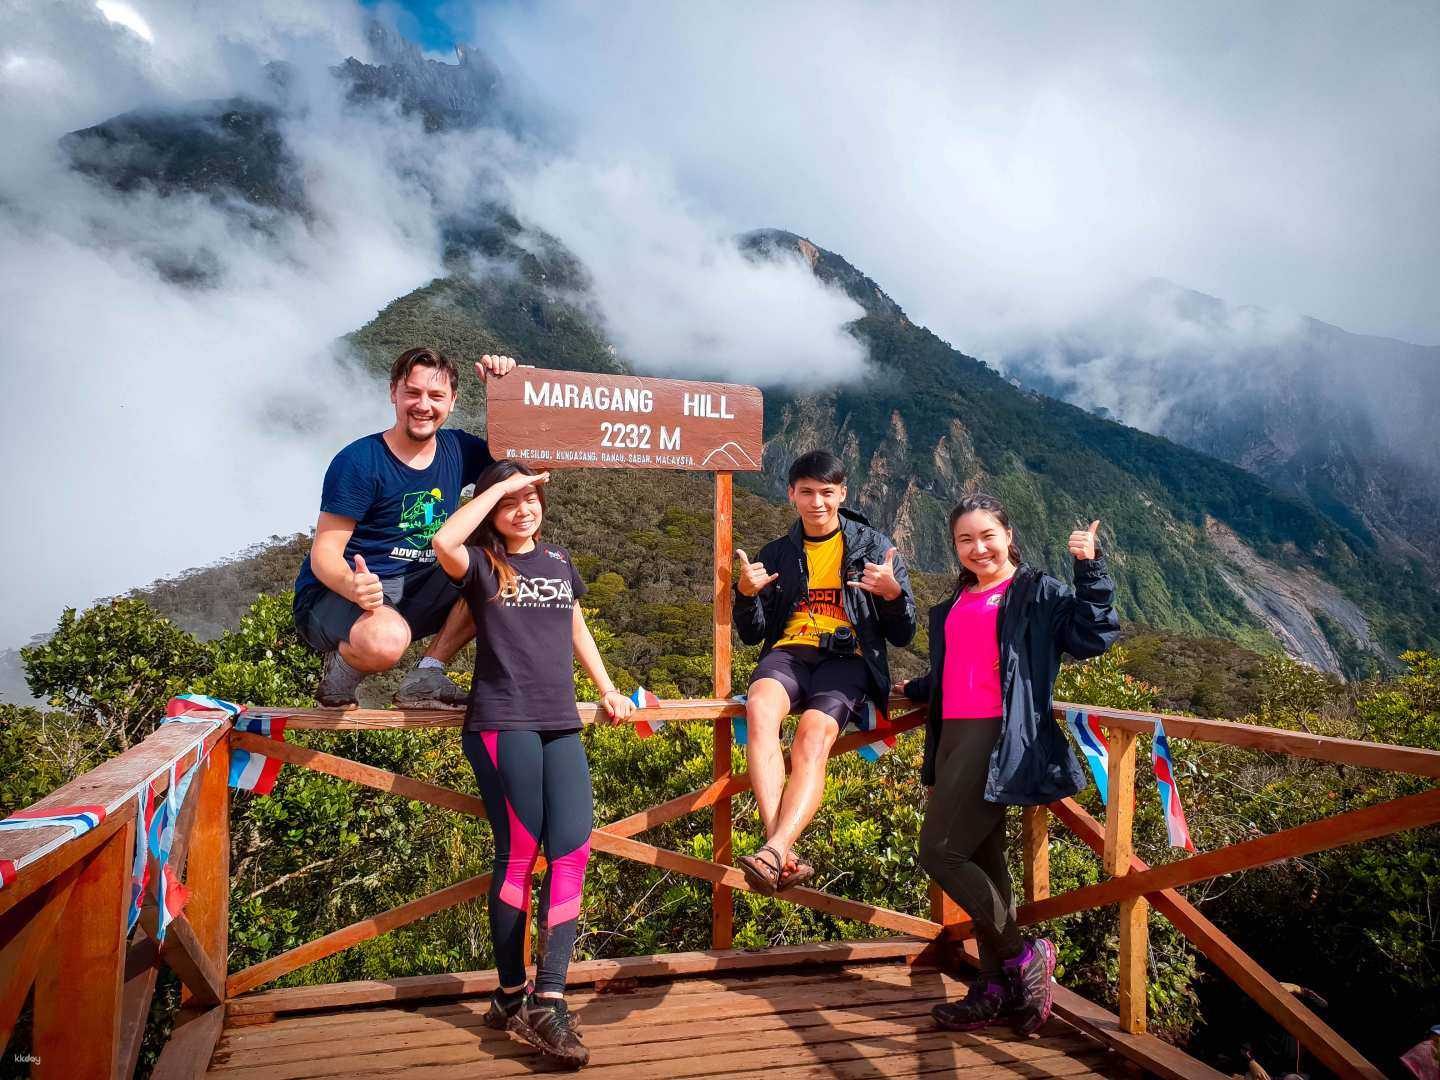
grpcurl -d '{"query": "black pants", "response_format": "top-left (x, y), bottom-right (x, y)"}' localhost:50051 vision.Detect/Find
top-left (917, 717), bottom-right (1024, 979)
top-left (463, 729), bottom-right (594, 995)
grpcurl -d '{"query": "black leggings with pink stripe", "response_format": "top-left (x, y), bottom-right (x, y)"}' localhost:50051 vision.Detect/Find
top-left (462, 728), bottom-right (594, 995)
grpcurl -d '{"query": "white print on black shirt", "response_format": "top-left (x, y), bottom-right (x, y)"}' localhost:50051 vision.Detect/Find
top-left (499, 575), bottom-right (576, 607)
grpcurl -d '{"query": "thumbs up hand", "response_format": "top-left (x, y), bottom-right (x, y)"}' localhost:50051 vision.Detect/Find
top-left (735, 549), bottom-right (779, 597)
top-left (1068, 520), bottom-right (1102, 562)
top-left (850, 546), bottom-right (903, 600)
top-left (350, 554), bottom-right (384, 611)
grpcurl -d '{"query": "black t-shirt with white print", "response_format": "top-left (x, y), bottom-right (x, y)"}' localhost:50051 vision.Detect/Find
top-left (456, 542), bottom-right (588, 733)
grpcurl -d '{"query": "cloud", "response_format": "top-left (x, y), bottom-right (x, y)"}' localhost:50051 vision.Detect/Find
top-left (0, 0), bottom-right (876, 652)
top-left (474, 0), bottom-right (1440, 349)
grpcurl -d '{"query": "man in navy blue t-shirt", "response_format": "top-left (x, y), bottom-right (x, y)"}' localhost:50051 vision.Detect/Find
top-left (294, 346), bottom-right (517, 707)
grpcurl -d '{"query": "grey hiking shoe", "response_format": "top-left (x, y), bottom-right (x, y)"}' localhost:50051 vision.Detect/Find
top-left (393, 666), bottom-right (468, 708)
top-left (316, 651), bottom-right (360, 708)
top-left (512, 996), bottom-right (588, 1068)
top-left (933, 980), bottom-right (1009, 1031)
top-left (1003, 937), bottom-right (1057, 1036)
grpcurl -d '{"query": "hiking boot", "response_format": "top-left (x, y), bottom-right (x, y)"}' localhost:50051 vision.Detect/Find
top-left (512, 996), bottom-right (589, 1068)
top-left (1002, 937), bottom-right (1057, 1036)
top-left (316, 651), bottom-right (360, 708)
top-left (932, 980), bottom-right (1009, 1031)
top-left (393, 666), bottom-right (468, 708)
top-left (483, 983), bottom-right (530, 1030)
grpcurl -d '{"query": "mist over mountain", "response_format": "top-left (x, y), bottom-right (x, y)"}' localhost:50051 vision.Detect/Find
top-left (994, 281), bottom-right (1440, 568)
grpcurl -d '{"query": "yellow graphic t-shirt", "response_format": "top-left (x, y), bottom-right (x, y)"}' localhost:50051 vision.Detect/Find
top-left (777, 531), bottom-right (855, 649)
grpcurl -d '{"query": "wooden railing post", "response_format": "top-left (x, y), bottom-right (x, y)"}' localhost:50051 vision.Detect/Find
top-left (1104, 728), bottom-right (1147, 1034)
top-left (1022, 806), bottom-right (1050, 902)
top-left (180, 735), bottom-right (230, 1008)
top-left (31, 818), bottom-right (133, 1080)
top-left (712, 471), bottom-right (735, 949)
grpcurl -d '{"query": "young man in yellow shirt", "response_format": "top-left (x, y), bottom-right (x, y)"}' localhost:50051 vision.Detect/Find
top-left (733, 451), bottom-right (916, 892)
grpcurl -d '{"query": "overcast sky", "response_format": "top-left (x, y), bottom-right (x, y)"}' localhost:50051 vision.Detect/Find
top-left (0, 0), bottom-right (1437, 651)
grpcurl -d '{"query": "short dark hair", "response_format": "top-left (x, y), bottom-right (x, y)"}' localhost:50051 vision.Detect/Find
top-left (787, 450), bottom-right (846, 486)
top-left (389, 347), bottom-right (460, 393)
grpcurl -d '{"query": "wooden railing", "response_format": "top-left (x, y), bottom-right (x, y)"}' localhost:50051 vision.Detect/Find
top-left (3, 695), bottom-right (1438, 1079)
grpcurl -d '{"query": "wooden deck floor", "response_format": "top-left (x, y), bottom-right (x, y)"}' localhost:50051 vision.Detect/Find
top-left (207, 960), bottom-right (1133, 1079)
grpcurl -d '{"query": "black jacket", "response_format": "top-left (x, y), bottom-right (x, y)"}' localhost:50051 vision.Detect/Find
top-left (734, 508), bottom-right (917, 713)
top-left (904, 558), bottom-right (1119, 804)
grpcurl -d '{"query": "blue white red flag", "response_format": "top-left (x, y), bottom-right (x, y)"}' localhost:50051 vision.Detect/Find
top-left (228, 714), bottom-right (288, 793)
top-left (128, 783), bottom-right (157, 932)
top-left (630, 686), bottom-right (665, 737)
top-left (0, 805), bottom-right (107, 838)
top-left (1152, 718), bottom-right (1195, 852)
top-left (1065, 709), bottom-right (1111, 805)
top-left (855, 702), bottom-right (896, 762)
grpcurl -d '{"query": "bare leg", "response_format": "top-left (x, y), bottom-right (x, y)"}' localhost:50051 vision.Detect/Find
top-left (765, 709), bottom-right (840, 864)
top-left (422, 596), bottom-right (477, 665)
top-left (339, 606), bottom-right (412, 673)
top-left (745, 679), bottom-right (792, 842)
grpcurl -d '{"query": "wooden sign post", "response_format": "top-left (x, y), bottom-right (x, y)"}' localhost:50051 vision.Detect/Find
top-left (488, 369), bottom-right (764, 949)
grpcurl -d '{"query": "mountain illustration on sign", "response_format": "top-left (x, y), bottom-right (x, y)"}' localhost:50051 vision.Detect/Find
top-left (700, 442), bottom-right (759, 469)
top-left (399, 488), bottom-right (447, 549)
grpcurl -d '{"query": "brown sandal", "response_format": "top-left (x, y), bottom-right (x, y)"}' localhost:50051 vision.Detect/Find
top-left (777, 852), bottom-right (815, 891)
top-left (738, 845), bottom-right (785, 896)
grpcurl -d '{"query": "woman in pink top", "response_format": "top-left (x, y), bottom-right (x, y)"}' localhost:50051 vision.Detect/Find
top-left (898, 493), bottom-right (1119, 1037)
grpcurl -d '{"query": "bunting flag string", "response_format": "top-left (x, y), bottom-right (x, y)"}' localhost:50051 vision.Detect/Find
top-left (629, 687), bottom-right (665, 737)
top-left (228, 714), bottom-right (288, 793)
top-left (0, 805), bottom-right (107, 839)
top-left (854, 701), bottom-right (897, 763)
top-left (0, 861), bottom-right (14, 889)
top-left (146, 760), bottom-right (199, 940)
top-left (1152, 717), bottom-right (1196, 852)
top-left (1065, 708), bottom-right (1111, 805)
top-left (127, 784), bottom-right (157, 932)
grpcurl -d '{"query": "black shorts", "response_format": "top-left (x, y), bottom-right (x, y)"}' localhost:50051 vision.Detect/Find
top-left (293, 562), bottom-right (461, 654)
top-left (748, 645), bottom-right (869, 727)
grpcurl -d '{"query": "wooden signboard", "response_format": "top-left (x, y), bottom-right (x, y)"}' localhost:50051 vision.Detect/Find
top-left (486, 369), bottom-right (764, 472)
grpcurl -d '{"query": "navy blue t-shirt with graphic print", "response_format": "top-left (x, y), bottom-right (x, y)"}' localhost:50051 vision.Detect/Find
top-left (294, 429), bottom-right (493, 596)
top-left (455, 542), bottom-right (588, 733)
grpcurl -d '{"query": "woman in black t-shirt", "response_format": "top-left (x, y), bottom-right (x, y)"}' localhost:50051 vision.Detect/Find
top-left (433, 461), bottom-right (634, 1069)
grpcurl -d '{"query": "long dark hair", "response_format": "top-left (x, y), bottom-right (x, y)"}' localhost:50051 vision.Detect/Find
top-left (948, 491), bottom-right (1023, 593)
top-left (469, 460), bottom-right (546, 600)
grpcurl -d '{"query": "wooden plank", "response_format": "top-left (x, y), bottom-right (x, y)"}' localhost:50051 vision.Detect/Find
top-left (153, 1005), bottom-right (224, 1080)
top-left (229, 733), bottom-right (486, 818)
top-left (31, 819), bottom-right (132, 1080)
top-left (209, 1014), bottom-right (1098, 1080)
top-left (159, 913), bottom-right (224, 1007)
top-left (1103, 728), bottom-right (1145, 1035)
top-left (215, 981), bottom-right (952, 1058)
top-left (1055, 702), bottom-right (1440, 778)
top-left (210, 994), bottom-right (960, 1071)
top-left (0, 719), bottom-right (228, 888)
top-left (713, 471), bottom-right (735, 951)
top-left (1013, 784), bottom-right (1440, 926)
top-left (181, 735), bottom-right (230, 1011)
top-left (118, 929), bottom-right (161, 1080)
top-left (588, 830), bottom-right (941, 938)
top-left (1050, 982), bottom-right (1227, 1080)
top-left (269, 695), bottom-right (923, 730)
top-left (226, 870), bottom-right (494, 998)
top-left (0, 862), bottom-right (79, 1048)
top-left (1050, 798), bottom-right (1384, 1080)
top-left (227, 939), bottom-right (933, 1015)
top-left (1022, 806), bottom-right (1050, 902)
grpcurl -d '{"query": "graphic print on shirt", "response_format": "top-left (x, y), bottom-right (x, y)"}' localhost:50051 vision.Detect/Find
top-left (500, 573), bottom-right (576, 607)
top-left (392, 487), bottom-right (449, 561)
top-left (778, 532), bottom-right (855, 649)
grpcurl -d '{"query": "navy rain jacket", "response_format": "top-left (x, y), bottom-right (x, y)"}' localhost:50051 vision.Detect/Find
top-left (733, 508), bottom-right (917, 714)
top-left (904, 557), bottom-right (1120, 804)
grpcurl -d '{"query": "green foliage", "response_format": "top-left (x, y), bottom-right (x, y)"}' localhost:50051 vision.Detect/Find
top-left (21, 599), bottom-right (208, 750)
top-left (1054, 647), bottom-right (1162, 712)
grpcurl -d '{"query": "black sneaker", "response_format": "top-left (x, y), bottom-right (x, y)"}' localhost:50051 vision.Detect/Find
top-left (1002, 937), bottom-right (1057, 1036)
top-left (315, 651), bottom-right (360, 708)
top-left (483, 983), bottom-right (530, 1030)
top-left (512, 995), bottom-right (589, 1068)
top-left (932, 980), bottom-right (1009, 1031)
top-left (393, 666), bottom-right (468, 708)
